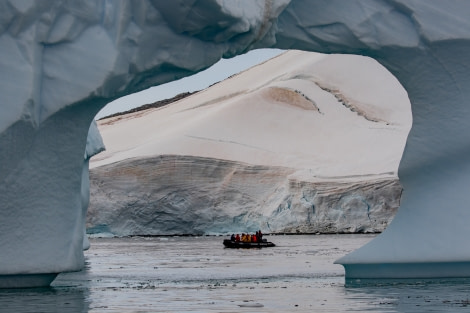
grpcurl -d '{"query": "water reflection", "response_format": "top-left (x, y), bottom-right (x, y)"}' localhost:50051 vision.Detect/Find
top-left (344, 278), bottom-right (470, 312)
top-left (3, 236), bottom-right (470, 312)
top-left (0, 286), bottom-right (89, 313)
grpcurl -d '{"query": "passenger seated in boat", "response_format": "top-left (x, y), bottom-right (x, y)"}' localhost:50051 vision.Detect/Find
top-left (230, 234), bottom-right (236, 241)
top-left (242, 233), bottom-right (251, 243)
top-left (251, 234), bottom-right (257, 243)
top-left (235, 234), bottom-right (240, 242)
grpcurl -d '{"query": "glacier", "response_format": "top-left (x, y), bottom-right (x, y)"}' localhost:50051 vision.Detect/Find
top-left (88, 50), bottom-right (409, 237)
top-left (1, 0), bottom-right (470, 286)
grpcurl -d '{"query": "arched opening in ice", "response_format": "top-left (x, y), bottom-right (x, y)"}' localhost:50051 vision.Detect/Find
top-left (3, 1), bottom-right (470, 287)
top-left (87, 50), bottom-right (412, 237)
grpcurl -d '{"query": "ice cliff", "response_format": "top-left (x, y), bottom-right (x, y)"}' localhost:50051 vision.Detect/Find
top-left (89, 155), bottom-right (402, 236)
top-left (1, 0), bottom-right (470, 286)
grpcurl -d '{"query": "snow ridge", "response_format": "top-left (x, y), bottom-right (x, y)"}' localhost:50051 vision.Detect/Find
top-left (314, 81), bottom-right (386, 124)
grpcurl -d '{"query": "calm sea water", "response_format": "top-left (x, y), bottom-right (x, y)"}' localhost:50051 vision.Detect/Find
top-left (1, 234), bottom-right (470, 312)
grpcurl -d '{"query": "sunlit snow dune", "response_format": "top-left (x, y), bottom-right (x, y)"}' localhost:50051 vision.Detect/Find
top-left (88, 50), bottom-right (411, 236)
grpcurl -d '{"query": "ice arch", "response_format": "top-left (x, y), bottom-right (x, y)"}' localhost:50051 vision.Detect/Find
top-left (1, 0), bottom-right (470, 287)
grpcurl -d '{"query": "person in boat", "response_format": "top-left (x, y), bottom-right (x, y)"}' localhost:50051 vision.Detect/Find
top-left (230, 234), bottom-right (236, 241)
top-left (235, 234), bottom-right (240, 242)
top-left (252, 233), bottom-right (257, 243)
top-left (258, 230), bottom-right (263, 242)
top-left (244, 233), bottom-right (252, 243)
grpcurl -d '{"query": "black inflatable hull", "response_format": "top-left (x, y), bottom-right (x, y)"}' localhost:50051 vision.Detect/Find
top-left (223, 239), bottom-right (275, 248)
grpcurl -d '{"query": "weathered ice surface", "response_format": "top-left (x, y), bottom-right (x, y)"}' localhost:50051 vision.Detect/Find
top-left (276, 1), bottom-right (470, 279)
top-left (1, 0), bottom-right (470, 285)
top-left (88, 155), bottom-right (401, 236)
top-left (82, 121), bottom-right (105, 250)
top-left (0, 0), bottom-right (291, 286)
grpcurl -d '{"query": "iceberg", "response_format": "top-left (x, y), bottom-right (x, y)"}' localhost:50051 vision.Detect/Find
top-left (1, 0), bottom-right (470, 286)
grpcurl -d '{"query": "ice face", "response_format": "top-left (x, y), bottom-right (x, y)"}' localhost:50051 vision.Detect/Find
top-left (1, 0), bottom-right (470, 286)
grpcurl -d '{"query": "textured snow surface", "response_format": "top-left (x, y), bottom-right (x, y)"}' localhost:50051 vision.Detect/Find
top-left (2, 0), bottom-right (470, 282)
top-left (89, 51), bottom-right (409, 236)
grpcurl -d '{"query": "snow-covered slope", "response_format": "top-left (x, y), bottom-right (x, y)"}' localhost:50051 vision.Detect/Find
top-left (88, 50), bottom-right (410, 236)
top-left (92, 51), bottom-right (410, 176)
